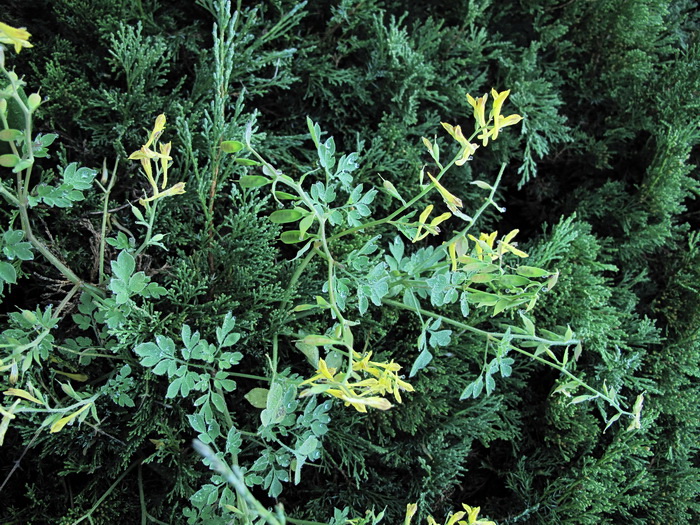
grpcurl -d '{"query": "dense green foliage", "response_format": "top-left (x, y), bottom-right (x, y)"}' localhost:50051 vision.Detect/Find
top-left (1, 1), bottom-right (698, 524)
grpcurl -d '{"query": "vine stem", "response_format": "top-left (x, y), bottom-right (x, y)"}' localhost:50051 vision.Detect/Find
top-left (382, 298), bottom-right (577, 345)
top-left (382, 298), bottom-right (629, 410)
top-left (0, 64), bottom-right (104, 299)
top-left (328, 156), bottom-right (458, 243)
top-left (98, 159), bottom-right (119, 284)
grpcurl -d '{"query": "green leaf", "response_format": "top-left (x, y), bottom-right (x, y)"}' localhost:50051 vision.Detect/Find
top-left (63, 163), bottom-right (96, 191)
top-left (485, 373), bottom-right (496, 395)
top-left (260, 381), bottom-right (286, 427)
top-left (499, 357), bottom-right (514, 377)
top-left (409, 348), bottom-right (433, 377)
top-left (128, 272), bottom-right (148, 294)
top-left (428, 329), bottom-right (451, 348)
top-left (3, 230), bottom-right (33, 261)
top-left (297, 435), bottom-right (318, 457)
top-left (166, 377), bottom-right (183, 399)
top-left (239, 175), bottom-right (271, 188)
top-left (0, 261), bottom-right (17, 284)
top-left (269, 209), bottom-right (305, 224)
top-left (112, 251), bottom-right (135, 282)
top-left (216, 312), bottom-right (238, 346)
top-left (245, 388), bottom-right (269, 409)
top-left (0, 129), bottom-right (22, 141)
top-left (211, 392), bottom-right (227, 412)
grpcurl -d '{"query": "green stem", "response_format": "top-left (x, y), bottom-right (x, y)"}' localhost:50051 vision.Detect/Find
top-left (135, 199), bottom-right (159, 256)
top-left (99, 159), bottom-right (119, 284)
top-left (383, 298), bottom-right (628, 410)
top-left (0, 180), bottom-right (19, 206)
top-left (328, 157), bottom-right (458, 243)
top-left (279, 248), bottom-right (317, 315)
top-left (382, 298), bottom-right (578, 346)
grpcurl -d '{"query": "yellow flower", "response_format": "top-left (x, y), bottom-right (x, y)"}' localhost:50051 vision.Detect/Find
top-left (461, 504), bottom-right (496, 525)
top-left (427, 172), bottom-right (463, 212)
top-left (489, 89), bottom-right (523, 141)
top-left (302, 354), bottom-right (412, 412)
top-left (441, 122), bottom-right (479, 165)
top-left (404, 503), bottom-right (418, 525)
top-left (144, 113), bottom-right (166, 149)
top-left (466, 93), bottom-right (488, 129)
top-left (469, 231), bottom-right (498, 261)
top-left (130, 114), bottom-right (184, 206)
top-left (159, 141), bottom-right (172, 188)
top-left (497, 229), bottom-right (528, 258)
top-left (0, 22), bottom-right (33, 54)
top-left (138, 182), bottom-right (186, 206)
top-left (413, 204), bottom-right (452, 242)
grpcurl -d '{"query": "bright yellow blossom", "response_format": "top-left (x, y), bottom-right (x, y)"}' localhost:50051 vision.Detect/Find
top-left (300, 353), bottom-right (413, 412)
top-left (488, 88), bottom-right (523, 142)
top-left (466, 93), bottom-right (488, 129)
top-left (427, 172), bottom-right (463, 211)
top-left (404, 502), bottom-right (496, 525)
top-left (413, 204), bottom-right (452, 242)
top-left (0, 22), bottom-right (33, 54)
top-left (441, 122), bottom-right (479, 165)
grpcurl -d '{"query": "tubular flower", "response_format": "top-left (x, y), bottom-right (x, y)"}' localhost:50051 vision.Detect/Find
top-left (468, 230), bottom-right (528, 263)
top-left (0, 22), bottom-right (33, 54)
top-left (413, 204), bottom-right (452, 243)
top-left (488, 88), bottom-right (523, 141)
top-left (466, 93), bottom-right (492, 146)
top-left (441, 122), bottom-right (479, 165)
top-left (466, 93), bottom-right (488, 129)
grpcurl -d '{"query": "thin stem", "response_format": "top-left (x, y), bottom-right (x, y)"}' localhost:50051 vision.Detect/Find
top-left (383, 298), bottom-right (627, 411)
top-left (382, 298), bottom-right (578, 345)
top-left (279, 248), bottom-right (317, 315)
top-left (135, 199), bottom-right (159, 256)
top-left (328, 157), bottom-right (458, 243)
top-left (0, 180), bottom-right (19, 206)
top-left (99, 159), bottom-right (119, 284)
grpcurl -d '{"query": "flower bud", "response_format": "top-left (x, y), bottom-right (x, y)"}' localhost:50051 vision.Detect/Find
top-left (27, 93), bottom-right (41, 112)
top-left (9, 360), bottom-right (18, 385)
top-left (22, 309), bottom-right (37, 324)
top-left (100, 158), bottom-right (108, 185)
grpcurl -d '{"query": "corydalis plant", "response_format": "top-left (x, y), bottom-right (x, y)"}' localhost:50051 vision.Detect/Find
top-left (231, 87), bottom-right (642, 434)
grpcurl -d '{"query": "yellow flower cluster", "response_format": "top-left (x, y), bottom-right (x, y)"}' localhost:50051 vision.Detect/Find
top-left (0, 22), bottom-right (32, 54)
top-left (405, 503), bottom-right (496, 525)
top-left (300, 351), bottom-right (414, 413)
top-left (448, 230), bottom-right (528, 271)
top-left (441, 89), bottom-right (523, 163)
top-left (128, 114), bottom-right (185, 206)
